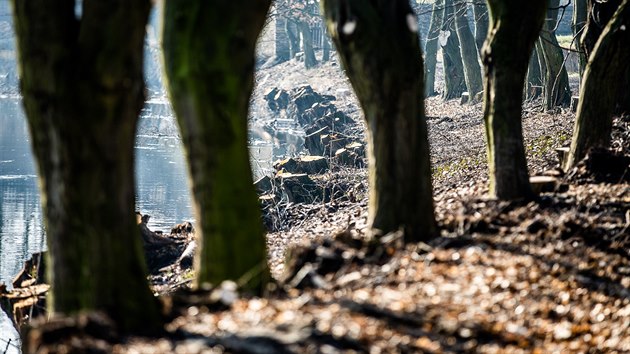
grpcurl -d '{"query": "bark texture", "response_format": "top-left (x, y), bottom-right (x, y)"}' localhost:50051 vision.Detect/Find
top-left (482, 0), bottom-right (547, 200)
top-left (299, 21), bottom-right (318, 68)
top-left (11, 0), bottom-right (161, 332)
top-left (322, 0), bottom-right (437, 241)
top-left (424, 0), bottom-right (443, 97)
top-left (441, 0), bottom-right (466, 100)
top-left (573, 0), bottom-right (588, 78)
top-left (161, 0), bottom-right (271, 292)
top-left (274, 16), bottom-right (291, 64)
top-left (539, 0), bottom-right (571, 110)
top-left (565, 0), bottom-right (630, 169)
top-left (526, 48), bottom-right (543, 100)
top-left (472, 1), bottom-right (489, 57)
top-left (454, 0), bottom-right (483, 100)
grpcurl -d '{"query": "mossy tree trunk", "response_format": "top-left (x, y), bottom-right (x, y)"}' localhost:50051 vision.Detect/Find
top-left (581, 0), bottom-right (623, 58)
top-left (441, 0), bottom-right (467, 100)
top-left (424, 0), bottom-right (444, 97)
top-left (322, 0), bottom-right (437, 242)
top-left (539, 0), bottom-right (571, 110)
top-left (573, 0), bottom-right (588, 79)
top-left (482, 0), bottom-right (547, 200)
top-left (299, 21), bottom-right (318, 68)
top-left (472, 1), bottom-right (489, 57)
top-left (565, 0), bottom-right (630, 169)
top-left (11, 0), bottom-right (162, 333)
top-left (161, 0), bottom-right (271, 292)
top-left (454, 0), bottom-right (483, 100)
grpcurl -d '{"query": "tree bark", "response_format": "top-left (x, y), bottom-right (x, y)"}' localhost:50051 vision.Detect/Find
top-left (161, 0), bottom-right (271, 292)
top-left (454, 0), bottom-right (483, 100)
top-left (573, 0), bottom-right (588, 79)
top-left (322, 25), bottom-right (331, 62)
top-left (322, 0), bottom-right (437, 241)
top-left (482, 0), bottom-right (547, 200)
top-left (11, 0), bottom-right (161, 333)
top-left (286, 19), bottom-right (300, 58)
top-left (526, 48), bottom-right (543, 100)
top-left (472, 1), bottom-right (489, 57)
top-left (424, 0), bottom-right (443, 97)
top-left (299, 21), bottom-right (318, 68)
top-left (441, 0), bottom-right (467, 100)
top-left (539, 0), bottom-right (572, 110)
top-left (581, 0), bottom-right (623, 58)
top-left (274, 15), bottom-right (291, 64)
top-left (565, 0), bottom-right (630, 169)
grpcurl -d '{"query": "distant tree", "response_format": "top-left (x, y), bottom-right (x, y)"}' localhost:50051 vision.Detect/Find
top-left (539, 0), bottom-right (571, 110)
top-left (424, 0), bottom-right (444, 97)
top-left (454, 0), bottom-right (483, 101)
top-left (482, 0), bottom-right (547, 200)
top-left (565, 0), bottom-right (630, 169)
top-left (161, 0), bottom-right (272, 292)
top-left (472, 1), bottom-right (489, 57)
top-left (573, 0), bottom-right (588, 78)
top-left (441, 0), bottom-right (467, 100)
top-left (11, 0), bottom-right (162, 332)
top-left (322, 0), bottom-right (437, 241)
top-left (526, 48), bottom-right (544, 100)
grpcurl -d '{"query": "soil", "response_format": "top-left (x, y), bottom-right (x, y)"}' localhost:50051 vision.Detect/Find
top-left (17, 56), bottom-right (630, 353)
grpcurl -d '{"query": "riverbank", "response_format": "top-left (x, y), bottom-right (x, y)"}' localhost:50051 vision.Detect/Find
top-left (7, 55), bottom-right (630, 353)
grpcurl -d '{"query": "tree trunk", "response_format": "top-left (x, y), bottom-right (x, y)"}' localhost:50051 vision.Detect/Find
top-left (565, 0), bottom-right (630, 169)
top-left (274, 15), bottom-right (291, 64)
top-left (573, 0), bottom-right (588, 79)
top-left (299, 21), bottom-right (318, 68)
top-left (539, 0), bottom-right (572, 110)
top-left (472, 1), bottom-right (489, 57)
top-left (286, 19), bottom-right (300, 58)
top-left (482, 0), bottom-right (547, 200)
top-left (11, 0), bottom-right (161, 333)
top-left (424, 0), bottom-right (444, 97)
top-left (581, 0), bottom-right (623, 58)
top-left (442, 0), bottom-right (467, 100)
top-left (322, 25), bottom-right (331, 62)
top-left (526, 48), bottom-right (543, 100)
top-left (322, 0), bottom-right (437, 242)
top-left (454, 0), bottom-right (483, 100)
top-left (161, 0), bottom-right (271, 292)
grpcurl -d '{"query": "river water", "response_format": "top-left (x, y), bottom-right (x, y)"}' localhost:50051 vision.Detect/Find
top-left (0, 97), bottom-right (199, 351)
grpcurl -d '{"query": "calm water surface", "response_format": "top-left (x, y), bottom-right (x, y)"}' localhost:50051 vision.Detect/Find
top-left (0, 98), bottom-right (195, 350)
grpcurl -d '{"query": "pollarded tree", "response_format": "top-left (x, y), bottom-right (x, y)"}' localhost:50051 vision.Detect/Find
top-left (482, 0), bottom-right (547, 200)
top-left (161, 0), bottom-right (272, 292)
top-left (539, 0), bottom-right (571, 110)
top-left (454, 0), bottom-right (483, 101)
top-left (11, 0), bottom-right (162, 332)
top-left (321, 0), bottom-right (437, 241)
top-left (565, 0), bottom-right (630, 169)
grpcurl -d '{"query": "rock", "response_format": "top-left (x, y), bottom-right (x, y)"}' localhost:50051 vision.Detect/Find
top-left (274, 155), bottom-right (329, 175)
top-left (277, 172), bottom-right (323, 204)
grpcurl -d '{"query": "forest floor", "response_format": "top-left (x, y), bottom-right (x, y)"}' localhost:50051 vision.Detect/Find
top-left (18, 57), bottom-right (630, 353)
